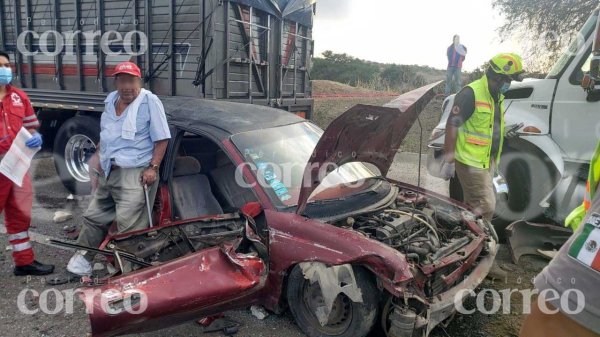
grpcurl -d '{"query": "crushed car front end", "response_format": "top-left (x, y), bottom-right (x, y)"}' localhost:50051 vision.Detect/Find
top-left (323, 182), bottom-right (498, 336)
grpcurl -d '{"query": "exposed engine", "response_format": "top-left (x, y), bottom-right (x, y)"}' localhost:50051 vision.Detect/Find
top-left (333, 188), bottom-right (498, 337)
top-left (334, 188), bottom-right (494, 266)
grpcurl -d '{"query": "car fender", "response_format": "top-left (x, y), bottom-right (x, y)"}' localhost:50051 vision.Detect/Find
top-left (261, 210), bottom-right (414, 311)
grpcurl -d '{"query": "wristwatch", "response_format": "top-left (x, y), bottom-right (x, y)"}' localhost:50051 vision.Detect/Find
top-left (149, 164), bottom-right (160, 171)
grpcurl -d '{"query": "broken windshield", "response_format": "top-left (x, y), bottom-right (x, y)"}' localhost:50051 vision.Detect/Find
top-left (231, 122), bottom-right (378, 208)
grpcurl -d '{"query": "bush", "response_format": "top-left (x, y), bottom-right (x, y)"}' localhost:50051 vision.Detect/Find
top-left (312, 51), bottom-right (433, 92)
top-left (312, 51), bottom-right (380, 87)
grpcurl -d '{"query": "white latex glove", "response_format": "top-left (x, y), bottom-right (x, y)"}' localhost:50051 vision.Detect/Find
top-left (441, 160), bottom-right (456, 181)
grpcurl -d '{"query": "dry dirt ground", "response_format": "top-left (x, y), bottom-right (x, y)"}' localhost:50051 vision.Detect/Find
top-left (0, 86), bottom-right (551, 336)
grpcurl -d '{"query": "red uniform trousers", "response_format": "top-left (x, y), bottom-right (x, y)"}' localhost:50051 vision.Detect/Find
top-left (0, 172), bottom-right (34, 266)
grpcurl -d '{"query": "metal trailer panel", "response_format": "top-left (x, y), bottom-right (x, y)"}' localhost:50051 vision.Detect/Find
top-left (0, 0), bottom-right (313, 114)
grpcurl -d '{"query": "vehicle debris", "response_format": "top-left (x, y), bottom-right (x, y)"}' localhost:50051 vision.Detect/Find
top-left (200, 317), bottom-right (240, 335)
top-left (53, 211), bottom-right (73, 223)
top-left (299, 262), bottom-right (364, 326)
top-left (506, 221), bottom-right (572, 263)
top-left (250, 305), bottom-right (269, 320)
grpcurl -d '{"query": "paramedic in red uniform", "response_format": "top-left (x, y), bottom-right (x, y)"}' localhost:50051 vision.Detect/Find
top-left (0, 51), bottom-right (54, 276)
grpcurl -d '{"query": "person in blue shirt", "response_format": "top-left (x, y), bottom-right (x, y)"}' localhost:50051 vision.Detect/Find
top-left (64, 61), bottom-right (171, 278)
top-left (446, 35), bottom-right (467, 95)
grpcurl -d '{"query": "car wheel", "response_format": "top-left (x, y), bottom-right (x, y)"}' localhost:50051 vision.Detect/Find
top-left (286, 264), bottom-right (379, 337)
top-left (53, 116), bottom-right (100, 195)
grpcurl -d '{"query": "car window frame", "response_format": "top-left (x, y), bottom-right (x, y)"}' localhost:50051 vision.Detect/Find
top-left (569, 45), bottom-right (593, 86)
top-left (165, 127), bottom-right (261, 219)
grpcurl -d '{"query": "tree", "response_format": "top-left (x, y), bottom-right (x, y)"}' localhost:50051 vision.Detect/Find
top-left (312, 51), bottom-right (436, 91)
top-left (380, 65), bottom-right (426, 89)
top-left (493, 0), bottom-right (598, 72)
top-left (312, 50), bottom-right (380, 86)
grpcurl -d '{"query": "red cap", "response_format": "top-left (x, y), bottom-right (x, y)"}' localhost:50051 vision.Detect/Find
top-left (113, 61), bottom-right (142, 78)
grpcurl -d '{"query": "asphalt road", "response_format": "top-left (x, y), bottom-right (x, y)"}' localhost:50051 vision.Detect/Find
top-left (0, 154), bottom-right (542, 337)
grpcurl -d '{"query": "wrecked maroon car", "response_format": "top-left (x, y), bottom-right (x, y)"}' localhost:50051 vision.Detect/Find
top-left (77, 81), bottom-right (498, 337)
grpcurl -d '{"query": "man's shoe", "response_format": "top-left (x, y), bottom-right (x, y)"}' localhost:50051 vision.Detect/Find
top-left (66, 251), bottom-right (92, 276)
top-left (14, 261), bottom-right (55, 276)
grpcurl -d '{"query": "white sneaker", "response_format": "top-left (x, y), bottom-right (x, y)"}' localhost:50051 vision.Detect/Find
top-left (66, 251), bottom-right (93, 276)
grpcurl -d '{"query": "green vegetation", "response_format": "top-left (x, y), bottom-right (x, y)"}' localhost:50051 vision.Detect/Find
top-left (493, 0), bottom-right (597, 71)
top-left (313, 95), bottom-right (442, 154)
top-left (312, 51), bottom-right (446, 92)
top-left (311, 51), bottom-right (450, 154)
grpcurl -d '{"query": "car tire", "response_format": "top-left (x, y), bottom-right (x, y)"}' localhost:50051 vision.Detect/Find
top-left (286, 264), bottom-right (379, 337)
top-left (53, 116), bottom-right (100, 195)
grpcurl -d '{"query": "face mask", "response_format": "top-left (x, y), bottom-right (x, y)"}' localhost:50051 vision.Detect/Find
top-left (0, 67), bottom-right (12, 85)
top-left (500, 82), bottom-right (511, 94)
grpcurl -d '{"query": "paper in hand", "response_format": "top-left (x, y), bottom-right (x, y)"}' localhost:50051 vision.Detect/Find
top-left (0, 127), bottom-right (40, 186)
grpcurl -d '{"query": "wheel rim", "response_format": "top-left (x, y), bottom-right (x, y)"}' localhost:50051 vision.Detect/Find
top-left (64, 134), bottom-right (96, 182)
top-left (302, 280), bottom-right (353, 334)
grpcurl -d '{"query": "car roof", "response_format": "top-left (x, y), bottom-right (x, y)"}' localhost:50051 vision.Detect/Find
top-left (162, 97), bottom-right (305, 136)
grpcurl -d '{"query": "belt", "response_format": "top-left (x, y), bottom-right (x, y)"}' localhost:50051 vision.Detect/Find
top-left (110, 161), bottom-right (146, 171)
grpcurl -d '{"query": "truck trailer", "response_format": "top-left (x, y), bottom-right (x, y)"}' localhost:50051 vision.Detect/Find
top-left (0, 0), bottom-right (314, 194)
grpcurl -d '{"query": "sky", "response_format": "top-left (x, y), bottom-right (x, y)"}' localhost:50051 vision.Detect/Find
top-left (312, 0), bottom-right (522, 71)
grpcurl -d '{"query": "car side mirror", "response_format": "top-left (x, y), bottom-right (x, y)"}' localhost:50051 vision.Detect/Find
top-left (240, 202), bottom-right (263, 219)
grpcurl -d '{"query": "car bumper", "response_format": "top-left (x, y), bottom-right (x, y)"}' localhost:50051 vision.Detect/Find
top-left (424, 239), bottom-right (498, 335)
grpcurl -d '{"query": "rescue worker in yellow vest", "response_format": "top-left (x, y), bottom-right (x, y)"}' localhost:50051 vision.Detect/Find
top-left (441, 53), bottom-right (524, 221)
top-left (565, 141), bottom-right (600, 231)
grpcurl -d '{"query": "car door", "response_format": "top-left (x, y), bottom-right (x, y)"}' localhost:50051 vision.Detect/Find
top-left (80, 228), bottom-right (267, 337)
top-left (78, 128), bottom-right (268, 337)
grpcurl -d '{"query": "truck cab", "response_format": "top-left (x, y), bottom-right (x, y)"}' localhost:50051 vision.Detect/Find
top-left (427, 9), bottom-right (600, 228)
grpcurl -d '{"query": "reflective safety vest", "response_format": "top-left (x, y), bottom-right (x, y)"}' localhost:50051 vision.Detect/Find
top-left (566, 141), bottom-right (600, 231)
top-left (455, 75), bottom-right (505, 169)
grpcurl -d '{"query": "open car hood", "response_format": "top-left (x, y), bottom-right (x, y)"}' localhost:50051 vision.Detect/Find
top-left (296, 81), bottom-right (443, 214)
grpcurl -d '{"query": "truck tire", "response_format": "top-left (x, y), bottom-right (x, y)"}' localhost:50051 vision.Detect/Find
top-left (494, 146), bottom-right (554, 233)
top-left (53, 116), bottom-right (100, 195)
top-left (447, 149), bottom-right (552, 241)
top-left (287, 265), bottom-right (379, 337)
